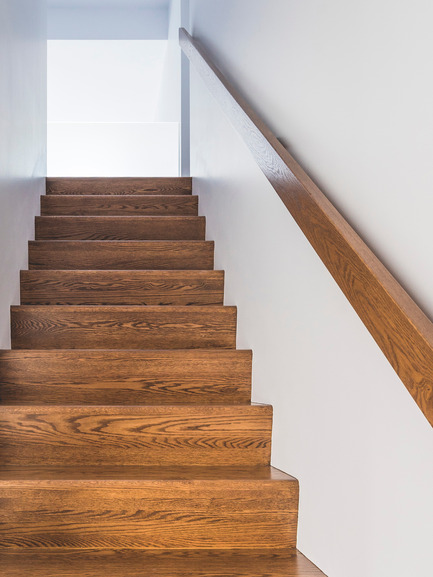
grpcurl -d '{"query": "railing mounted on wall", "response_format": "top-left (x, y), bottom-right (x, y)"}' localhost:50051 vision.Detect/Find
top-left (180, 27), bottom-right (433, 427)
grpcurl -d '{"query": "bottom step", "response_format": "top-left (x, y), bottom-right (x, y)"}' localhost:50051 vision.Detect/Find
top-left (0, 549), bottom-right (326, 576)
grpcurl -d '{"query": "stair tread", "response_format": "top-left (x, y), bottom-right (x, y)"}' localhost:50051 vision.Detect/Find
top-left (30, 239), bottom-right (210, 243)
top-left (0, 347), bottom-right (249, 353)
top-left (13, 304), bottom-right (234, 311)
top-left (21, 269), bottom-right (221, 274)
top-left (0, 465), bottom-right (294, 483)
top-left (42, 195), bottom-right (196, 200)
top-left (0, 549), bottom-right (326, 576)
top-left (0, 402), bottom-right (269, 410)
top-left (37, 215), bottom-right (202, 219)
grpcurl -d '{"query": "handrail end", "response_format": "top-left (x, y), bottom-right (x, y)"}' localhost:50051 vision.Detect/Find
top-left (179, 27), bottom-right (190, 44)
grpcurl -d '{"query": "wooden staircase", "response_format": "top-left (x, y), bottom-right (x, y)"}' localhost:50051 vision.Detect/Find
top-left (0, 177), bottom-right (326, 576)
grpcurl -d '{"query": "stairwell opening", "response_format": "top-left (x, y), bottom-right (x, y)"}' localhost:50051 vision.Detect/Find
top-left (47, 1), bottom-right (181, 177)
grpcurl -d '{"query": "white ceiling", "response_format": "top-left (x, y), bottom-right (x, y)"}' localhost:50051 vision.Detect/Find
top-left (48, 0), bottom-right (170, 8)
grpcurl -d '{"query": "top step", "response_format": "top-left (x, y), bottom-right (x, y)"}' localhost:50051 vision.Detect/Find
top-left (46, 178), bottom-right (193, 196)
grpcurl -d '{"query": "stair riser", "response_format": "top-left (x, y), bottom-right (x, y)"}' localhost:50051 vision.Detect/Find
top-left (46, 178), bottom-right (193, 196)
top-left (0, 350), bottom-right (252, 405)
top-left (20, 271), bottom-right (224, 306)
top-left (41, 196), bottom-right (199, 216)
top-left (11, 307), bottom-right (237, 350)
top-left (0, 482), bottom-right (297, 549)
top-left (0, 406), bottom-right (272, 467)
top-left (28, 241), bottom-right (215, 270)
top-left (35, 217), bottom-right (206, 241)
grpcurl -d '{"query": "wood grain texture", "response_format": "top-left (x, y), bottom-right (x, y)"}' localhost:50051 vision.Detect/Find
top-left (0, 349), bottom-right (252, 405)
top-left (0, 549), bottom-right (326, 577)
top-left (10, 306), bottom-right (237, 350)
top-left (41, 195), bottom-right (198, 216)
top-left (20, 270), bottom-right (224, 306)
top-left (0, 479), bottom-right (295, 549)
top-left (180, 28), bottom-right (433, 426)
top-left (0, 177), bottom-right (320, 570)
top-left (29, 241), bottom-right (215, 271)
top-left (46, 178), bottom-right (192, 196)
top-left (35, 216), bottom-right (206, 241)
top-left (0, 405), bottom-right (272, 467)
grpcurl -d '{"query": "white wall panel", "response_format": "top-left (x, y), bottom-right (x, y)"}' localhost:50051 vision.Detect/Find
top-left (48, 40), bottom-right (167, 122)
top-left (0, 0), bottom-right (47, 348)
top-left (48, 6), bottom-right (169, 39)
top-left (48, 122), bottom-right (179, 176)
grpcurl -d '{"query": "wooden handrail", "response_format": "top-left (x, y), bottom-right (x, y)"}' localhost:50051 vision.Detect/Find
top-left (180, 27), bottom-right (433, 427)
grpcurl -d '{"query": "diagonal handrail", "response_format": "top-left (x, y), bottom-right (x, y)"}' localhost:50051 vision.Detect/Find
top-left (180, 27), bottom-right (433, 427)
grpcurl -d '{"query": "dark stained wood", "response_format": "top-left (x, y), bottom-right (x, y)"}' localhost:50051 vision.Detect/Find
top-left (46, 177), bottom-right (192, 196)
top-left (10, 305), bottom-right (237, 350)
top-left (0, 405), bottom-right (272, 467)
top-left (41, 195), bottom-right (199, 216)
top-left (28, 241), bottom-right (215, 271)
top-left (35, 216), bottom-right (206, 241)
top-left (0, 549), bottom-right (326, 577)
top-left (20, 270), bottom-right (224, 306)
top-left (0, 349), bottom-right (252, 405)
top-left (180, 28), bottom-right (433, 427)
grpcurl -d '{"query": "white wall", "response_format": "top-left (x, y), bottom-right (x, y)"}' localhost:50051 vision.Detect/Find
top-left (48, 40), bottom-right (168, 122)
top-left (157, 0), bottom-right (190, 174)
top-left (0, 0), bottom-right (47, 348)
top-left (188, 1), bottom-right (433, 576)
top-left (47, 39), bottom-right (179, 176)
top-left (157, 0), bottom-right (182, 122)
top-left (48, 6), bottom-right (168, 39)
top-left (48, 122), bottom-right (179, 176)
